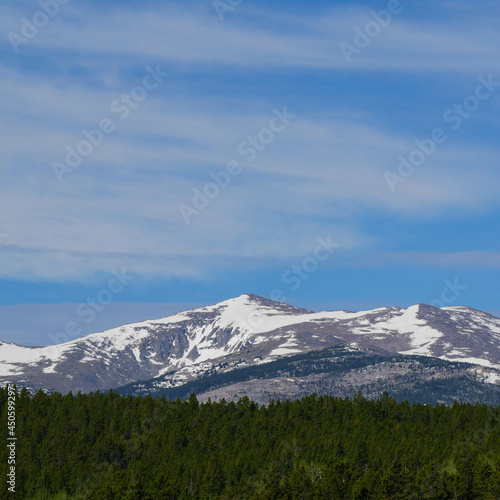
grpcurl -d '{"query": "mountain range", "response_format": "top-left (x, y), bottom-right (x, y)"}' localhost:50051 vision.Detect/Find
top-left (1, 294), bottom-right (500, 404)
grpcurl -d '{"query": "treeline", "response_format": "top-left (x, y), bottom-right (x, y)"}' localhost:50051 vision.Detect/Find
top-left (117, 346), bottom-right (390, 399)
top-left (1, 387), bottom-right (500, 499)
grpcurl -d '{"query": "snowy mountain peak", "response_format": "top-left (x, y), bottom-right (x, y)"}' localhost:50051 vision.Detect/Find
top-left (0, 296), bottom-right (499, 394)
top-left (148, 293), bottom-right (311, 328)
top-left (200, 293), bottom-right (311, 315)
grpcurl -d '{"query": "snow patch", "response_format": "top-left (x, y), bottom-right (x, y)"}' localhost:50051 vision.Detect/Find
top-left (131, 347), bottom-right (142, 363)
top-left (269, 347), bottom-right (302, 356)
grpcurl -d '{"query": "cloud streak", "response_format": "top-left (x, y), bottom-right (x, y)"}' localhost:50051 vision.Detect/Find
top-left (2, 2), bottom-right (500, 73)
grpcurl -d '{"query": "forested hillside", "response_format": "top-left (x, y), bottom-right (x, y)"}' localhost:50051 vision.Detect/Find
top-left (117, 346), bottom-right (500, 406)
top-left (1, 386), bottom-right (499, 499)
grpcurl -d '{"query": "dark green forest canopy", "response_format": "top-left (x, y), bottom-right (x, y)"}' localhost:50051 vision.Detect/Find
top-left (1, 387), bottom-right (499, 499)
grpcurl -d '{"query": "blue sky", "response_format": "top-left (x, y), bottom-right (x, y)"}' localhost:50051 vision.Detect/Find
top-left (1, 0), bottom-right (499, 345)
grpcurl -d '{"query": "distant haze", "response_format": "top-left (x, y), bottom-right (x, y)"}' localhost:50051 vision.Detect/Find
top-left (0, 302), bottom-right (201, 346)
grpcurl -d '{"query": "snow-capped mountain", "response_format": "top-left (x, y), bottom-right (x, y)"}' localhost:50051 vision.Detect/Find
top-left (1, 294), bottom-right (499, 394)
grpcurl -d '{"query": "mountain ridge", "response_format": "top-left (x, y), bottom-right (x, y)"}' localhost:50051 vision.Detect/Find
top-left (1, 294), bottom-right (499, 395)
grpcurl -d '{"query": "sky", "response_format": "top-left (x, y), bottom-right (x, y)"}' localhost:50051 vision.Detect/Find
top-left (1, 0), bottom-right (499, 346)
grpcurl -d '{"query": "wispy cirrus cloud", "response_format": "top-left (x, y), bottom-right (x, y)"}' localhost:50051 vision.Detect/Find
top-left (0, 0), bottom-right (499, 322)
top-left (1, 1), bottom-right (500, 72)
top-left (335, 251), bottom-right (500, 270)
